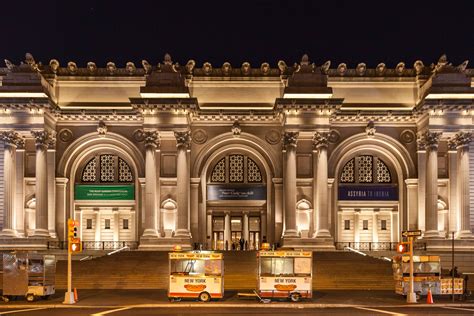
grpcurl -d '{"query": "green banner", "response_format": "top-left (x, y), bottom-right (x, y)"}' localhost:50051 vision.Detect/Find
top-left (75, 185), bottom-right (135, 200)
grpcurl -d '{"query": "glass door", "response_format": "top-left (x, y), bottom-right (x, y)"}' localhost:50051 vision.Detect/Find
top-left (249, 217), bottom-right (261, 250)
top-left (231, 217), bottom-right (242, 250)
top-left (212, 217), bottom-right (224, 250)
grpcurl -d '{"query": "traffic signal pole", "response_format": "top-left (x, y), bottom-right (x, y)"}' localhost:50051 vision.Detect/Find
top-left (63, 218), bottom-right (79, 304)
top-left (407, 236), bottom-right (417, 303)
top-left (63, 245), bottom-right (75, 304)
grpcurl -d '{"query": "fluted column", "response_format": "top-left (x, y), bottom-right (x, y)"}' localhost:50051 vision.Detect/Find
top-left (15, 140), bottom-right (25, 237)
top-left (416, 138), bottom-right (426, 231)
top-left (313, 132), bottom-right (332, 238)
top-left (224, 212), bottom-right (231, 250)
top-left (47, 132), bottom-right (57, 238)
top-left (447, 139), bottom-right (458, 233)
top-left (174, 130), bottom-right (191, 237)
top-left (454, 132), bottom-right (473, 238)
top-left (422, 131), bottom-right (442, 238)
top-left (0, 131), bottom-right (22, 237)
top-left (31, 130), bottom-right (53, 237)
top-left (283, 131), bottom-right (299, 238)
top-left (142, 131), bottom-right (160, 238)
top-left (242, 212), bottom-right (249, 247)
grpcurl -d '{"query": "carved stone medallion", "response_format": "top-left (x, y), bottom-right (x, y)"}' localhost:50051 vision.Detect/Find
top-left (192, 129), bottom-right (208, 144)
top-left (58, 128), bottom-right (73, 143)
top-left (132, 129), bottom-right (145, 142)
top-left (400, 130), bottom-right (415, 144)
top-left (265, 130), bottom-right (281, 145)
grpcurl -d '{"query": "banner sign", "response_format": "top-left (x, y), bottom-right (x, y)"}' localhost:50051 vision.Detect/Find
top-left (207, 185), bottom-right (266, 200)
top-left (338, 185), bottom-right (398, 201)
top-left (75, 185), bottom-right (135, 200)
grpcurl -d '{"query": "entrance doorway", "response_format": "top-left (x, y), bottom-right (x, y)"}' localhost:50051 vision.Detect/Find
top-left (211, 213), bottom-right (261, 250)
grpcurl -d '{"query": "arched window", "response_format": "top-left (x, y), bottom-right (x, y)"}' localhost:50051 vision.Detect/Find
top-left (340, 155), bottom-right (392, 184)
top-left (80, 154), bottom-right (134, 184)
top-left (209, 154), bottom-right (263, 184)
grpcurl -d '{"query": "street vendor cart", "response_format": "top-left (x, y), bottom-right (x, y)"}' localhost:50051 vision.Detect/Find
top-left (168, 251), bottom-right (224, 302)
top-left (2, 252), bottom-right (56, 302)
top-left (392, 255), bottom-right (465, 299)
top-left (257, 250), bottom-right (312, 302)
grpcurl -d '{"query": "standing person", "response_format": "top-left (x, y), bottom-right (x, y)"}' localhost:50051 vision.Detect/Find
top-left (239, 237), bottom-right (244, 250)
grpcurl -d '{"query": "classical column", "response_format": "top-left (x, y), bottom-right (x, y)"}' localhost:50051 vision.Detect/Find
top-left (454, 132), bottom-right (473, 238)
top-left (47, 132), bottom-right (57, 238)
top-left (372, 210), bottom-right (379, 243)
top-left (190, 178), bottom-right (200, 243)
top-left (31, 130), bottom-right (53, 237)
top-left (224, 212), bottom-right (231, 250)
top-left (174, 130), bottom-right (191, 238)
top-left (354, 210), bottom-right (360, 243)
top-left (242, 212), bottom-right (249, 247)
top-left (0, 131), bottom-right (22, 237)
top-left (141, 130), bottom-right (160, 238)
top-left (416, 138), bottom-right (426, 231)
top-left (283, 131), bottom-right (299, 238)
top-left (113, 211), bottom-right (119, 242)
top-left (55, 178), bottom-right (68, 241)
top-left (447, 139), bottom-right (458, 233)
top-left (313, 132), bottom-right (332, 238)
top-left (422, 131), bottom-right (442, 238)
top-left (15, 139), bottom-right (25, 237)
top-left (95, 211), bottom-right (101, 241)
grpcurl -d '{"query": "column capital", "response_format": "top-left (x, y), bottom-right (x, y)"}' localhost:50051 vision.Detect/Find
top-left (283, 131), bottom-right (299, 149)
top-left (31, 130), bottom-right (55, 149)
top-left (418, 131), bottom-right (442, 150)
top-left (454, 131), bottom-right (472, 149)
top-left (144, 130), bottom-right (160, 149)
top-left (174, 130), bottom-right (191, 149)
top-left (312, 132), bottom-right (329, 150)
top-left (0, 130), bottom-right (24, 148)
top-left (447, 138), bottom-right (457, 151)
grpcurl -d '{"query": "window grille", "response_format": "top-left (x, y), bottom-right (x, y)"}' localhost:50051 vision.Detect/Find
top-left (229, 155), bottom-right (244, 183)
top-left (247, 158), bottom-right (262, 183)
top-left (340, 159), bottom-right (355, 183)
top-left (118, 157), bottom-right (133, 182)
top-left (81, 158), bottom-right (97, 182)
top-left (357, 155), bottom-right (373, 183)
top-left (211, 158), bottom-right (226, 183)
top-left (376, 159), bottom-right (391, 183)
top-left (100, 155), bottom-right (115, 182)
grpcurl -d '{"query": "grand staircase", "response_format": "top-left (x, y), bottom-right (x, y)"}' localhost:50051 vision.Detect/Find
top-left (51, 250), bottom-right (394, 290)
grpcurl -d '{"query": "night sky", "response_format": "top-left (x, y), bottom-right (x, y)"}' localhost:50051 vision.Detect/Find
top-left (2, 0), bottom-right (474, 68)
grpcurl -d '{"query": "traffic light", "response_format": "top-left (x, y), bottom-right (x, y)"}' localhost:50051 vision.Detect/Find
top-left (69, 240), bottom-right (82, 253)
top-left (67, 219), bottom-right (79, 240)
top-left (397, 242), bottom-right (410, 254)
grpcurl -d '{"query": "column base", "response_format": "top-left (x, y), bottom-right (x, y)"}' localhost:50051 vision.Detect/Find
top-left (141, 229), bottom-right (159, 238)
top-left (423, 230), bottom-right (444, 239)
top-left (31, 228), bottom-right (51, 238)
top-left (49, 230), bottom-right (57, 239)
top-left (174, 229), bottom-right (191, 238)
top-left (457, 230), bottom-right (474, 239)
top-left (282, 229), bottom-right (299, 238)
top-left (314, 229), bottom-right (332, 238)
top-left (0, 229), bottom-right (17, 237)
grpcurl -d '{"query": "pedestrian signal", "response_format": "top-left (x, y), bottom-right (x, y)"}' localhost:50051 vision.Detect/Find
top-left (69, 239), bottom-right (82, 253)
top-left (396, 242), bottom-right (410, 254)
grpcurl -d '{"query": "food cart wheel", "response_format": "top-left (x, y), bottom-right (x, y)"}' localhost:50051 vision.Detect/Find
top-left (290, 292), bottom-right (301, 302)
top-left (26, 294), bottom-right (35, 302)
top-left (198, 292), bottom-right (211, 302)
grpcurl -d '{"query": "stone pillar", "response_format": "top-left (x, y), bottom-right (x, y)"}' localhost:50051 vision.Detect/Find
top-left (242, 212), bottom-right (249, 247)
top-left (416, 139), bottom-right (426, 231)
top-left (224, 212), bottom-right (231, 250)
top-left (0, 131), bottom-right (22, 236)
top-left (31, 130), bottom-right (53, 238)
top-left (55, 178), bottom-right (68, 241)
top-left (372, 210), bottom-right (379, 243)
top-left (447, 139), bottom-right (458, 233)
top-left (174, 130), bottom-right (191, 238)
top-left (113, 211), bottom-right (119, 242)
top-left (95, 211), bottom-right (101, 241)
top-left (15, 142), bottom-right (25, 237)
top-left (47, 132), bottom-right (57, 238)
top-left (190, 178), bottom-right (200, 243)
top-left (454, 132), bottom-right (473, 238)
top-left (405, 179), bottom-right (418, 231)
top-left (313, 132), bottom-right (332, 239)
top-left (282, 132), bottom-right (299, 239)
top-left (141, 131), bottom-right (159, 238)
top-left (422, 131), bottom-right (442, 238)
top-left (354, 210), bottom-right (360, 243)
top-left (273, 178), bottom-right (283, 243)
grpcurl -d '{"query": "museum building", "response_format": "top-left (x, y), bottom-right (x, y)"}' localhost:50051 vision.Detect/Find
top-left (0, 53), bottom-right (473, 250)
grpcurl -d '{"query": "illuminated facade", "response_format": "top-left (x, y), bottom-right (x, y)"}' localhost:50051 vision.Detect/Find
top-left (0, 53), bottom-right (473, 250)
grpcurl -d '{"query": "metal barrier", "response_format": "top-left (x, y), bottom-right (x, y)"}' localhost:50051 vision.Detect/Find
top-left (335, 242), bottom-right (427, 251)
top-left (47, 241), bottom-right (139, 250)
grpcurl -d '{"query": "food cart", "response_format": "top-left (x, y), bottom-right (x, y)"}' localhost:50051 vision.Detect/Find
top-left (392, 255), bottom-right (465, 298)
top-left (168, 251), bottom-right (224, 302)
top-left (257, 250), bottom-right (312, 302)
top-left (2, 252), bottom-right (56, 302)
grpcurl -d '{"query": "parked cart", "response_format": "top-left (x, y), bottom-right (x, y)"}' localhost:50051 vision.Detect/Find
top-left (392, 255), bottom-right (466, 299)
top-left (2, 252), bottom-right (56, 302)
top-left (256, 250), bottom-right (312, 302)
top-left (168, 251), bottom-right (224, 302)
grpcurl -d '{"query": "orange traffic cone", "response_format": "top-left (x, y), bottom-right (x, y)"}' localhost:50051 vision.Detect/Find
top-left (426, 288), bottom-right (434, 304)
top-left (73, 288), bottom-right (78, 302)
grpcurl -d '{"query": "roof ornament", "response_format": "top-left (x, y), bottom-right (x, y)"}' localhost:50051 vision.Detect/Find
top-left (126, 62), bottom-right (136, 75)
top-left (222, 62), bottom-right (232, 76)
top-left (159, 53), bottom-right (178, 73)
top-left (337, 63), bottom-right (347, 76)
top-left (356, 63), bottom-right (366, 76)
top-left (142, 60), bottom-right (152, 74)
top-left (294, 54), bottom-right (313, 73)
top-left (106, 62), bottom-right (117, 75)
top-left (395, 62), bottom-right (405, 76)
top-left (433, 54), bottom-right (469, 74)
top-left (25, 53), bottom-right (39, 71)
top-left (414, 60), bottom-right (424, 75)
top-left (185, 60), bottom-right (196, 74)
top-left (260, 62), bottom-right (270, 75)
top-left (277, 60), bottom-right (287, 74)
top-left (4, 59), bottom-right (15, 71)
top-left (320, 60), bottom-right (331, 74)
top-left (203, 62), bottom-right (212, 75)
top-left (87, 62), bottom-right (97, 74)
top-left (456, 60), bottom-right (469, 72)
top-left (231, 121), bottom-right (241, 137)
top-left (241, 62), bottom-right (251, 75)
top-left (97, 121), bottom-right (108, 137)
top-left (366, 120), bottom-right (376, 137)
top-left (376, 63), bottom-right (386, 75)
top-left (49, 59), bottom-right (59, 74)
top-left (67, 61), bottom-right (77, 74)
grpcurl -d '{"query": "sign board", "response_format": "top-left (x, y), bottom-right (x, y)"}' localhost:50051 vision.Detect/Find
top-left (338, 185), bottom-right (398, 201)
top-left (75, 185), bottom-right (135, 200)
top-left (207, 185), bottom-right (266, 200)
top-left (402, 230), bottom-right (422, 237)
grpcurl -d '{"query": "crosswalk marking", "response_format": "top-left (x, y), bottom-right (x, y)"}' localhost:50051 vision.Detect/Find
top-left (442, 306), bottom-right (474, 312)
top-left (355, 307), bottom-right (408, 316)
top-left (0, 308), bottom-right (49, 315)
top-left (90, 307), bottom-right (133, 315)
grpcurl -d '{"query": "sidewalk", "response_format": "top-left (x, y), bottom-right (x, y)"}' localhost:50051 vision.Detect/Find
top-left (1, 290), bottom-right (473, 308)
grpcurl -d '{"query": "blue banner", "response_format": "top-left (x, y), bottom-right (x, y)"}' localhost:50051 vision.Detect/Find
top-left (207, 185), bottom-right (266, 200)
top-left (338, 185), bottom-right (398, 201)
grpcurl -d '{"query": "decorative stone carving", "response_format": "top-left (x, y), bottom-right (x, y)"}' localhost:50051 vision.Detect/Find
top-left (222, 62), bottom-right (232, 76)
top-left (365, 120), bottom-right (376, 137)
top-left (265, 130), bottom-right (281, 145)
top-left (25, 53), bottom-right (38, 71)
top-left (97, 121), bottom-right (108, 137)
top-left (283, 131), bottom-right (299, 149)
top-left (260, 62), bottom-right (270, 75)
top-left (400, 130), bottom-right (415, 144)
top-left (67, 61), bottom-right (77, 75)
top-left (419, 131), bottom-right (442, 150)
top-left (192, 129), bottom-right (207, 144)
top-left (320, 61), bottom-right (331, 74)
top-left (395, 62), bottom-right (405, 76)
top-left (432, 54), bottom-right (469, 74)
top-left (4, 59), bottom-right (15, 71)
top-left (132, 129), bottom-right (145, 142)
top-left (31, 130), bottom-right (53, 149)
top-left (414, 60), bottom-right (424, 75)
top-left (231, 121), bottom-right (241, 137)
top-left (58, 128), bottom-right (73, 143)
top-left (337, 63), bottom-right (347, 76)
top-left (126, 62), bottom-right (136, 75)
top-left (312, 132), bottom-right (329, 149)
top-left (143, 130), bottom-right (160, 148)
top-left (457, 60), bottom-right (469, 73)
top-left (142, 60), bottom-right (152, 74)
top-left (447, 138), bottom-right (457, 151)
top-left (356, 63), bottom-right (366, 76)
top-left (203, 62), bottom-right (212, 75)
top-left (416, 133), bottom-right (426, 151)
top-left (277, 60), bottom-right (287, 74)
top-left (185, 60), bottom-right (196, 74)
top-left (87, 62), bottom-right (97, 74)
top-left (376, 63), bottom-right (386, 75)
top-left (454, 131), bottom-right (472, 148)
top-left (48, 131), bottom-right (57, 149)
top-left (49, 59), bottom-right (59, 73)
top-left (107, 62), bottom-right (117, 75)
top-left (175, 130), bottom-right (191, 149)
top-left (0, 131), bottom-right (23, 147)
top-left (159, 54), bottom-right (179, 73)
top-left (241, 62), bottom-right (251, 75)
top-left (328, 130), bottom-right (341, 143)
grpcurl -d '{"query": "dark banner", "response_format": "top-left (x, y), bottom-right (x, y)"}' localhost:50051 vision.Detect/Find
top-left (207, 185), bottom-right (266, 200)
top-left (338, 185), bottom-right (398, 201)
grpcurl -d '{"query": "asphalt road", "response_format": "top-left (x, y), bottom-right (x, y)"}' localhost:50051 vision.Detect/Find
top-left (0, 306), bottom-right (474, 315)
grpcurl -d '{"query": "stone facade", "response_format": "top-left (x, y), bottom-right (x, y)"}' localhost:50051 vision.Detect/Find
top-left (0, 53), bottom-right (473, 250)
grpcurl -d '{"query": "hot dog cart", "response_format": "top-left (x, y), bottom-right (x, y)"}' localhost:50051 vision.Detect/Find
top-left (168, 251), bottom-right (224, 302)
top-left (257, 250), bottom-right (312, 302)
top-left (2, 252), bottom-right (56, 302)
top-left (392, 255), bottom-right (465, 298)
